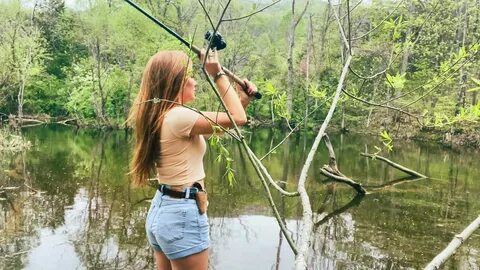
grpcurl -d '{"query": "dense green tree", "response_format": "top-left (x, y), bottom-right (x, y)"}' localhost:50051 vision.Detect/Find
top-left (0, 0), bottom-right (478, 138)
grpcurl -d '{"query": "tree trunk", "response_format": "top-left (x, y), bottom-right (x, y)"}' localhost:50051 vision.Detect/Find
top-left (17, 46), bottom-right (32, 125)
top-left (304, 14), bottom-right (313, 130)
top-left (124, 66), bottom-right (134, 129)
top-left (400, 3), bottom-right (414, 75)
top-left (286, 0), bottom-right (309, 121)
top-left (286, 0), bottom-right (296, 120)
top-left (455, 1), bottom-right (468, 115)
top-left (317, 5), bottom-right (331, 84)
top-left (91, 38), bottom-right (109, 125)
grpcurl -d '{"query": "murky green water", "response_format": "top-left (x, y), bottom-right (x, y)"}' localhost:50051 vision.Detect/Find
top-left (0, 125), bottom-right (479, 270)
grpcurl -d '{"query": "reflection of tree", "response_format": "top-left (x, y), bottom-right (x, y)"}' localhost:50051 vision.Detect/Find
top-left (362, 176), bottom-right (424, 191)
top-left (0, 127), bottom-right (156, 269)
top-left (314, 193), bottom-right (364, 228)
top-left (273, 135), bottom-right (291, 270)
top-left (70, 132), bottom-right (154, 269)
top-left (1, 126), bottom-right (479, 269)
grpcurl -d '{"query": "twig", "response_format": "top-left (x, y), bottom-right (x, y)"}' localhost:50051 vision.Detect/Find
top-left (260, 96), bottom-right (332, 161)
top-left (401, 51), bottom-right (479, 108)
top-left (339, 0), bottom-right (363, 21)
top-left (23, 182), bottom-right (41, 193)
top-left (241, 141), bottom-right (298, 253)
top-left (363, 176), bottom-right (424, 190)
top-left (342, 89), bottom-right (421, 121)
top-left (222, 0), bottom-right (282, 22)
top-left (139, 98), bottom-right (240, 140)
top-left (350, 0), bottom-right (405, 41)
top-left (383, 41), bottom-right (479, 105)
top-left (245, 146), bottom-right (299, 197)
top-left (197, 0), bottom-right (215, 30)
top-left (330, 0), bottom-right (350, 54)
top-left (424, 215), bottom-right (480, 270)
top-left (361, 152), bottom-right (427, 178)
top-left (348, 65), bottom-right (389, 80)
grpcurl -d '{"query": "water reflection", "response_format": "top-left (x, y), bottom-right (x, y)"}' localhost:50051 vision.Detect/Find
top-left (0, 125), bottom-right (478, 269)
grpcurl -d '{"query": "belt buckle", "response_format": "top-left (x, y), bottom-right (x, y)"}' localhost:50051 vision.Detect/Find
top-left (184, 186), bottom-right (199, 199)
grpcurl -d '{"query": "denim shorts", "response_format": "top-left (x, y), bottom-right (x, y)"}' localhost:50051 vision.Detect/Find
top-left (145, 190), bottom-right (209, 260)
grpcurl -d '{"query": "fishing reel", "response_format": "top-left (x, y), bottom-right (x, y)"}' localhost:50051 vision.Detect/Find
top-left (204, 31), bottom-right (227, 50)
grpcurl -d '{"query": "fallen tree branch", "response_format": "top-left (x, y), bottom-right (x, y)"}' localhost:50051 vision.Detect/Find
top-left (361, 152), bottom-right (427, 178)
top-left (320, 168), bottom-right (366, 194)
top-left (320, 134), bottom-right (366, 194)
top-left (424, 215), bottom-right (480, 270)
top-left (55, 118), bottom-right (78, 126)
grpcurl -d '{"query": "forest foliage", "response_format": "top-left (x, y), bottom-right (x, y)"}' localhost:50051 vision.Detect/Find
top-left (0, 0), bottom-right (479, 136)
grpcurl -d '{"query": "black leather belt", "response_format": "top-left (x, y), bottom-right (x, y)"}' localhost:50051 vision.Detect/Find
top-left (159, 184), bottom-right (197, 200)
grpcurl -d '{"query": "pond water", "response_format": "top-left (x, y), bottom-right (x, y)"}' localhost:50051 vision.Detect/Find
top-left (0, 125), bottom-right (479, 270)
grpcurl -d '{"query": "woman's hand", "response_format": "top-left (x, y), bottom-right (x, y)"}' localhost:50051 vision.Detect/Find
top-left (236, 79), bottom-right (256, 108)
top-left (199, 49), bottom-right (221, 76)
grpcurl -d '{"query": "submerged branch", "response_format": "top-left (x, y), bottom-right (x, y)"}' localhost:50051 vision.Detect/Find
top-left (361, 153), bottom-right (427, 178)
top-left (424, 215), bottom-right (480, 270)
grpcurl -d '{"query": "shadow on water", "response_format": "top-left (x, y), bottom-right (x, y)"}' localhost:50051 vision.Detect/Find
top-left (0, 125), bottom-right (479, 269)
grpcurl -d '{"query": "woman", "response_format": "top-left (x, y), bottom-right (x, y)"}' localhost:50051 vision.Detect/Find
top-left (128, 49), bottom-right (255, 270)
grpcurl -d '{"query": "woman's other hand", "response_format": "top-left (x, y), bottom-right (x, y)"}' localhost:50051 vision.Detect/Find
top-left (199, 49), bottom-right (221, 76)
top-left (236, 79), bottom-right (256, 108)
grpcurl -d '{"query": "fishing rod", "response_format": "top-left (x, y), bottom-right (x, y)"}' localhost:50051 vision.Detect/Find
top-left (123, 0), bottom-right (262, 99)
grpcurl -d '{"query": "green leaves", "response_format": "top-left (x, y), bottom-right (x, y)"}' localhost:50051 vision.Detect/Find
top-left (209, 135), bottom-right (236, 186)
top-left (467, 78), bottom-right (480, 93)
top-left (386, 73), bottom-right (406, 90)
top-left (261, 80), bottom-right (289, 121)
top-left (308, 83), bottom-right (327, 100)
top-left (380, 130), bottom-right (393, 152)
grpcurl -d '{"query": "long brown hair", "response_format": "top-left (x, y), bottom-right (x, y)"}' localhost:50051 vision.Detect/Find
top-left (128, 51), bottom-right (190, 186)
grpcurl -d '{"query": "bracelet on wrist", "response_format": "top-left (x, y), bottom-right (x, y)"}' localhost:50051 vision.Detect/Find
top-left (213, 71), bottom-right (226, 83)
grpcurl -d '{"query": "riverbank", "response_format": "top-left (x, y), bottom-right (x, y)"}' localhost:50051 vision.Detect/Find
top-left (347, 120), bottom-right (480, 150)
top-left (4, 114), bottom-right (479, 150)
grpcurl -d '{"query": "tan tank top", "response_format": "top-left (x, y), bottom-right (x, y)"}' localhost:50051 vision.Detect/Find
top-left (156, 106), bottom-right (206, 185)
